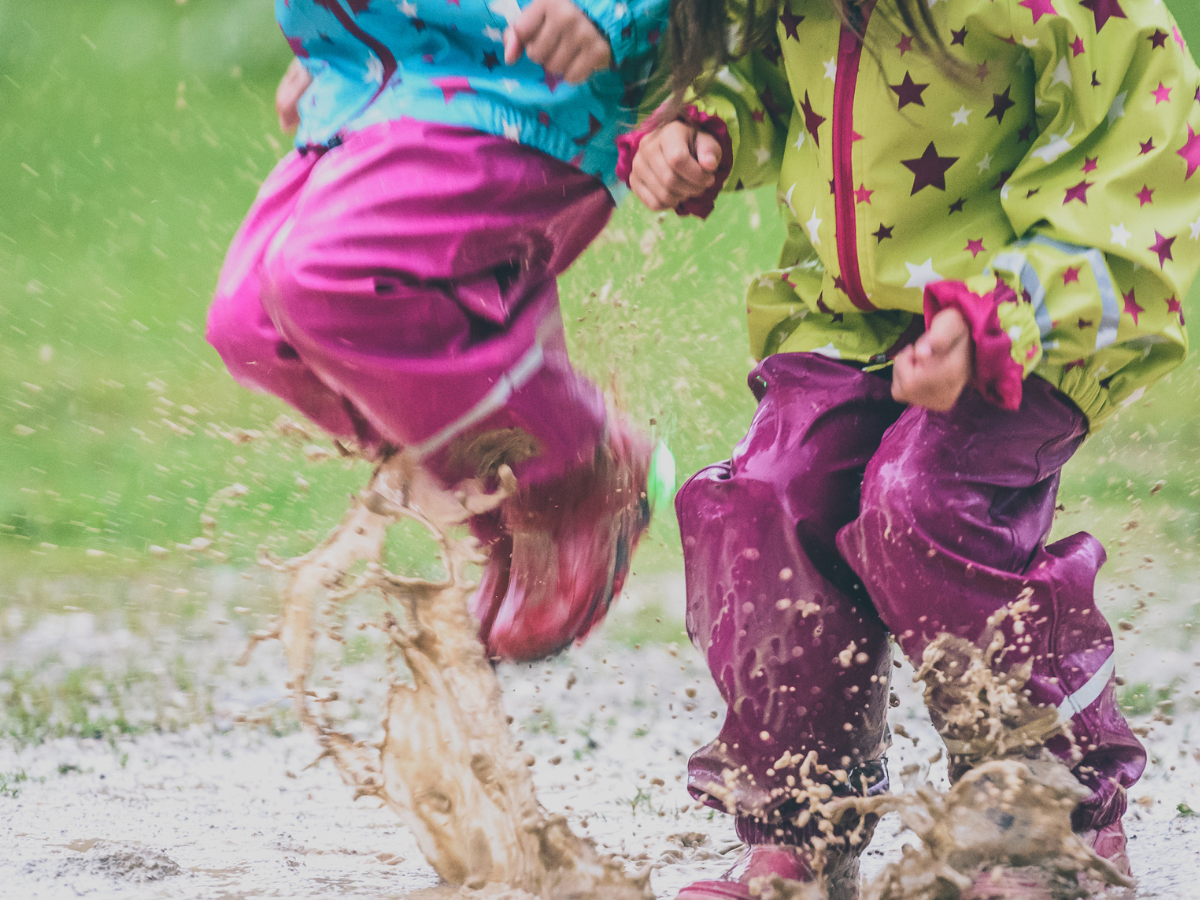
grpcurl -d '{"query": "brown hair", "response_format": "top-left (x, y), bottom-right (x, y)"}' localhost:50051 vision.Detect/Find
top-left (665, 0), bottom-right (953, 110)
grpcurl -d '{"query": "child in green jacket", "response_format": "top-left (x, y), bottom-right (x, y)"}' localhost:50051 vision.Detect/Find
top-left (621, 0), bottom-right (1200, 896)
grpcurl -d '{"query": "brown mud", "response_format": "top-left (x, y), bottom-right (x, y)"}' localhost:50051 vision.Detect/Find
top-left (246, 452), bottom-right (651, 900)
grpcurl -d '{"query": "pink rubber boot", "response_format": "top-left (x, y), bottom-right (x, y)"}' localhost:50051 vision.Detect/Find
top-left (470, 416), bottom-right (652, 662)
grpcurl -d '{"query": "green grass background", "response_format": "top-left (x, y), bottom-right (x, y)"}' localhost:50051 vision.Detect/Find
top-left (2, 0), bottom-right (1200, 586)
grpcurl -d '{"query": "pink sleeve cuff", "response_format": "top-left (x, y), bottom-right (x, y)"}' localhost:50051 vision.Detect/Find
top-left (923, 279), bottom-right (1024, 411)
top-left (615, 105), bottom-right (733, 220)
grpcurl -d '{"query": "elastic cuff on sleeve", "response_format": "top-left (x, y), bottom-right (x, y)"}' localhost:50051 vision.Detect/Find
top-left (923, 279), bottom-right (1024, 411)
top-left (615, 105), bottom-right (733, 220)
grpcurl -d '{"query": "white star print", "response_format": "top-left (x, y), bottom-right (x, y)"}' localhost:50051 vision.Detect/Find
top-left (977, 152), bottom-right (993, 173)
top-left (793, 131), bottom-right (806, 151)
top-left (1120, 386), bottom-right (1147, 408)
top-left (757, 276), bottom-right (776, 289)
top-left (754, 146), bottom-right (772, 166)
top-left (398, 0), bottom-right (418, 15)
top-left (484, 25), bottom-right (504, 42)
top-left (1110, 223), bottom-right (1132, 248)
top-left (1031, 124), bottom-right (1075, 164)
top-left (1021, 36), bottom-right (1039, 48)
top-left (806, 209), bottom-right (822, 245)
top-left (502, 121), bottom-right (521, 141)
top-left (824, 58), bottom-right (838, 80)
top-left (951, 105), bottom-right (971, 126)
top-left (501, 78), bottom-right (520, 93)
top-left (489, 0), bottom-right (522, 25)
top-left (716, 68), bottom-right (743, 91)
top-left (1050, 58), bottom-right (1072, 88)
top-left (813, 342), bottom-right (843, 359)
top-left (905, 258), bottom-right (942, 290)
top-left (364, 54), bottom-right (384, 84)
top-left (782, 184), bottom-right (797, 216)
top-left (1107, 91), bottom-right (1127, 127)
top-left (1001, 183), bottom-right (1012, 201)
top-left (1189, 215), bottom-right (1200, 240)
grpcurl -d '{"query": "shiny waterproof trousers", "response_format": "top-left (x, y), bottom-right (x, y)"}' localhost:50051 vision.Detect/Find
top-left (206, 118), bottom-right (614, 490)
top-left (678, 353), bottom-right (1145, 842)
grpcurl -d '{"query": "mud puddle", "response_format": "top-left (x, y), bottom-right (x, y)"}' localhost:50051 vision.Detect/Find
top-left (1, 568), bottom-right (1198, 898)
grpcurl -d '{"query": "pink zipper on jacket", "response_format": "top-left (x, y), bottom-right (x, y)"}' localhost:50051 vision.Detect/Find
top-left (831, 1), bottom-right (875, 312)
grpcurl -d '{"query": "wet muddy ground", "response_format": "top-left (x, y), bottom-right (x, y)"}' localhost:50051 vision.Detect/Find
top-left (1, 570), bottom-right (1198, 899)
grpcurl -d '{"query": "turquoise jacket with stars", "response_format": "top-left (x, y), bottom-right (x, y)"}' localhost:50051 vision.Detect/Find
top-left (676, 0), bottom-right (1200, 429)
top-left (278, 0), bottom-right (666, 190)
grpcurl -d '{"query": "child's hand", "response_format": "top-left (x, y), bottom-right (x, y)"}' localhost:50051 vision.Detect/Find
top-left (629, 121), bottom-right (723, 211)
top-left (891, 307), bottom-right (973, 411)
top-left (276, 58), bottom-right (313, 134)
top-left (504, 0), bottom-right (612, 84)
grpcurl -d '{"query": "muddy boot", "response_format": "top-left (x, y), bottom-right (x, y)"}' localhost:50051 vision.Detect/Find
top-left (470, 416), bottom-right (652, 662)
top-left (675, 816), bottom-right (867, 900)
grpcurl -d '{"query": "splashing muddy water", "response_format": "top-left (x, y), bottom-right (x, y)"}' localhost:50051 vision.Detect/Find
top-left (245, 452), bottom-right (651, 900)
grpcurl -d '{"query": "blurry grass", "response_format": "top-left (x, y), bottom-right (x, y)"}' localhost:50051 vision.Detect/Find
top-left (1, 0), bottom-right (1200, 612)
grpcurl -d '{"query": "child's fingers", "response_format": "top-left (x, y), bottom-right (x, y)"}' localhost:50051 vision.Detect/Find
top-left (693, 131), bottom-right (723, 172)
top-left (629, 166), bottom-right (678, 211)
top-left (925, 307), bottom-right (969, 357)
top-left (658, 124), bottom-right (717, 190)
top-left (506, 0), bottom-right (547, 65)
top-left (561, 37), bottom-right (611, 83)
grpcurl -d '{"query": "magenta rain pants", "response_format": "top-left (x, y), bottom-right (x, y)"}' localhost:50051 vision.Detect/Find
top-left (206, 118), bottom-right (614, 489)
top-left (678, 352), bottom-right (1145, 843)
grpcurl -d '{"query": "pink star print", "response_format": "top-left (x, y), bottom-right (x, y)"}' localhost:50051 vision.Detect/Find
top-left (1071, 37), bottom-right (1085, 57)
top-left (854, 184), bottom-right (874, 204)
top-left (1167, 296), bottom-right (1182, 316)
top-left (432, 77), bottom-right (475, 103)
top-left (1177, 125), bottom-right (1200, 180)
top-left (966, 239), bottom-right (985, 257)
top-left (1136, 185), bottom-right (1154, 206)
top-left (1152, 82), bottom-right (1172, 105)
top-left (1082, 157), bottom-right (1098, 174)
top-left (1019, 0), bottom-right (1056, 24)
top-left (1150, 231), bottom-right (1176, 268)
top-left (1123, 288), bottom-right (1143, 325)
top-left (1063, 267), bottom-right (1080, 284)
top-left (1063, 179), bottom-right (1093, 205)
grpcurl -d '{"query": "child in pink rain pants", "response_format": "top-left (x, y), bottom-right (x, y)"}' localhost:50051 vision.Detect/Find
top-left (624, 0), bottom-right (1200, 896)
top-left (208, 0), bottom-right (669, 662)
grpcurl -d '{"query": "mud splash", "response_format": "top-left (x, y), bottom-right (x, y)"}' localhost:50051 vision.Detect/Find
top-left (243, 452), bottom-right (651, 900)
top-left (830, 622), bottom-right (1133, 900)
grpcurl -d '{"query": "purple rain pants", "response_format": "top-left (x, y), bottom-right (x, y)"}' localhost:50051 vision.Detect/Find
top-left (206, 118), bottom-right (614, 489)
top-left (679, 352), bottom-right (1145, 842)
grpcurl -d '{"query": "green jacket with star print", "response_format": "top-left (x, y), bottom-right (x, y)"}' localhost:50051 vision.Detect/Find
top-left (681, 0), bottom-right (1200, 427)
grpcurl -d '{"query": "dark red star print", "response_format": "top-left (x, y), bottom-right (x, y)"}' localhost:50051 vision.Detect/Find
top-left (890, 72), bottom-right (930, 109)
top-left (873, 224), bottom-right (894, 242)
top-left (992, 170), bottom-right (1013, 191)
top-left (1018, 121), bottom-right (1035, 143)
top-left (345, 0), bottom-right (373, 12)
top-left (949, 197), bottom-right (966, 214)
top-left (1091, 71), bottom-right (1101, 87)
top-left (1077, 317), bottom-right (1093, 328)
top-left (761, 86), bottom-right (787, 118)
top-left (780, 7), bottom-right (804, 40)
top-left (573, 114), bottom-right (603, 146)
top-left (1080, 0), bottom-right (1126, 33)
top-left (1139, 138), bottom-right (1155, 155)
top-left (1149, 29), bottom-right (1169, 49)
top-left (897, 34), bottom-right (913, 55)
top-left (951, 27), bottom-right (967, 46)
top-left (286, 35), bottom-right (309, 58)
top-left (1150, 231), bottom-right (1176, 268)
top-left (1025, 188), bottom-right (1040, 199)
top-left (1063, 179), bottom-right (1093, 204)
top-left (799, 92), bottom-right (826, 148)
top-left (483, 50), bottom-right (500, 70)
top-left (1123, 287), bottom-right (1143, 324)
top-left (902, 143), bottom-right (958, 195)
top-left (987, 86), bottom-right (1016, 125)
